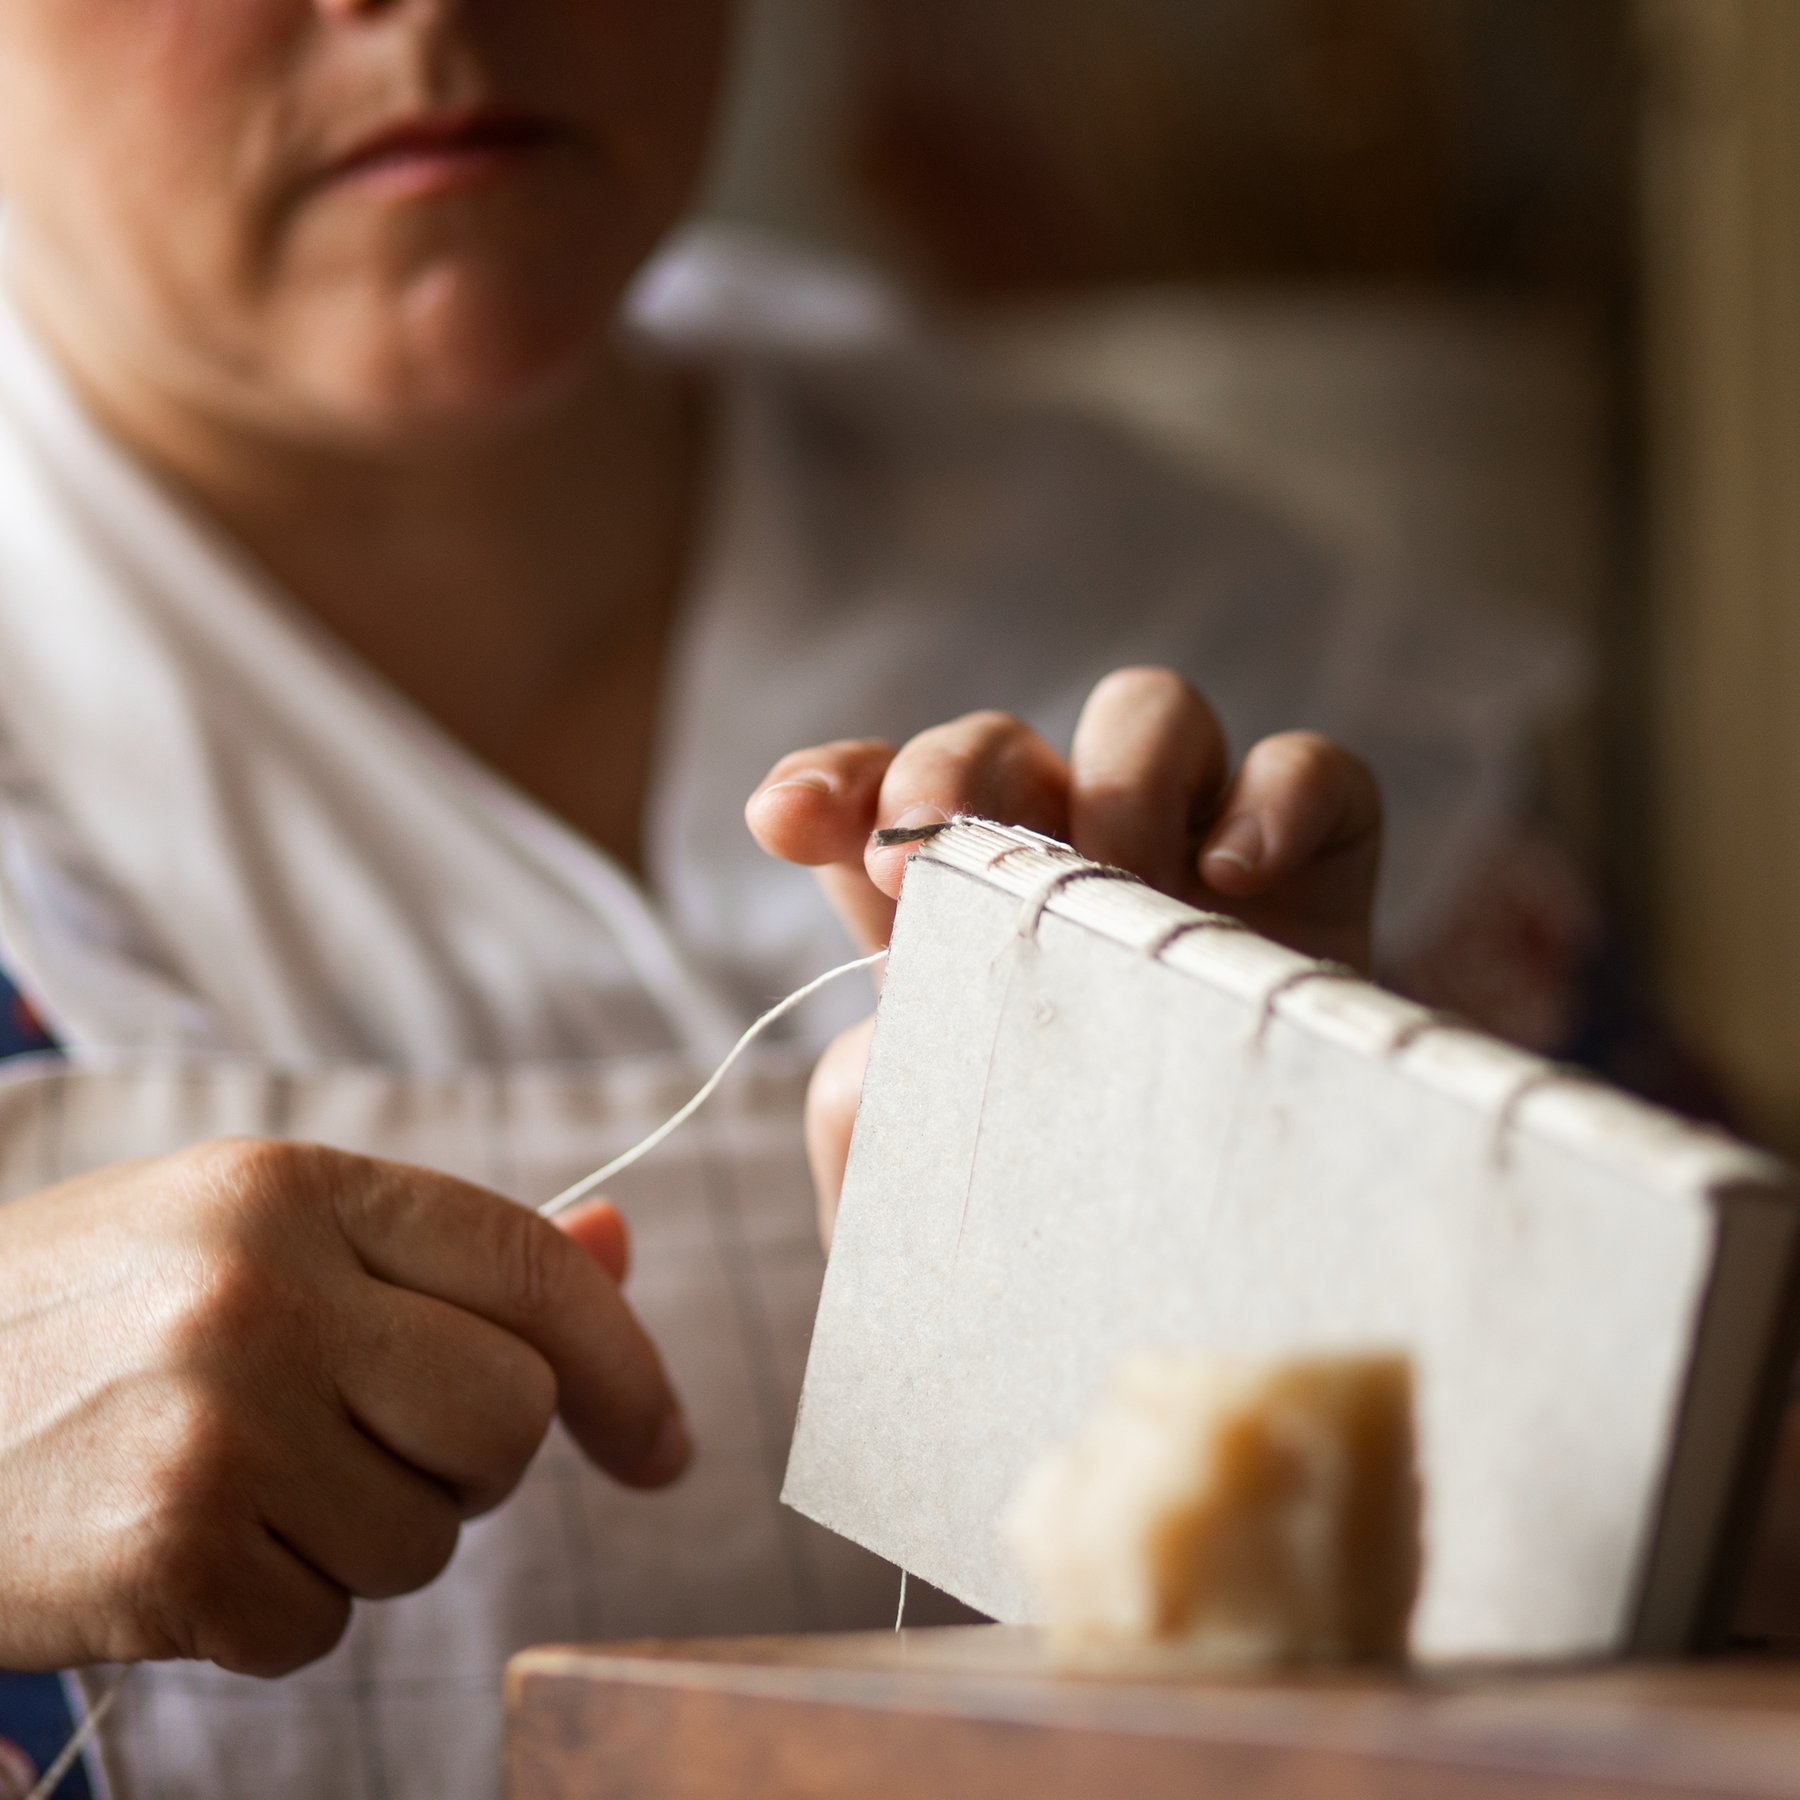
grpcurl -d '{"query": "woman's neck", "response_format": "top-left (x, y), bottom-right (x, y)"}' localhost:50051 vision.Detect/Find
top-left (19, 286), bottom-right (705, 876)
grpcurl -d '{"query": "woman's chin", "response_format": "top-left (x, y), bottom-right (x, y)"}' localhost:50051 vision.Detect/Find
top-left (294, 265), bottom-right (620, 449)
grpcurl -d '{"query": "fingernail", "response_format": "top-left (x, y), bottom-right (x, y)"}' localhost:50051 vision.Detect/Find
top-left (869, 803), bottom-right (950, 875)
top-left (764, 771), bottom-right (834, 798)
top-left (1202, 816), bottom-right (1263, 880)
top-left (636, 1408), bottom-right (693, 1485)
top-left (883, 802), bottom-right (950, 836)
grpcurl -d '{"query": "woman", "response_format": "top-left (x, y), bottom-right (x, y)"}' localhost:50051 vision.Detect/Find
top-left (0, 5), bottom-right (1530, 1798)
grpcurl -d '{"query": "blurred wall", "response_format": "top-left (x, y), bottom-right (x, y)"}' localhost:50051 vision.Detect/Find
top-left (701, 0), bottom-right (1633, 863)
top-left (1641, 0), bottom-right (1800, 1152)
top-left (704, 2), bottom-right (1800, 1149)
top-left (704, 0), bottom-right (1634, 298)
top-left (703, 0), bottom-right (889, 261)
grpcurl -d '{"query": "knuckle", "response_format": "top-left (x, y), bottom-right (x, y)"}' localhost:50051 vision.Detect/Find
top-left (1095, 665), bottom-right (1195, 708)
top-left (172, 1239), bottom-right (310, 1376)
top-left (1078, 767), bottom-right (1159, 815)
top-left (122, 1493), bottom-right (246, 1663)
top-left (105, 1396), bottom-right (356, 1677)
top-left (110, 1527), bottom-right (204, 1663)
top-left (935, 712), bottom-right (1048, 796)
top-left (761, 747), bottom-right (826, 787)
top-left (186, 1136), bottom-right (318, 1212)
top-left (474, 1352), bottom-right (558, 1501)
top-left (1248, 734), bottom-right (1382, 844)
top-left (179, 1139), bottom-right (341, 1267)
top-left (274, 1594), bottom-right (353, 1675)
top-left (817, 735), bottom-right (895, 764)
top-left (1261, 730), bottom-right (1345, 783)
top-left (115, 1591), bottom-right (194, 1666)
top-left (957, 708), bottom-right (1028, 746)
top-left (1274, 727), bottom-right (1334, 761)
top-left (167, 1143), bottom-right (341, 1369)
top-left (218, 1591), bottom-right (352, 1679)
top-left (1335, 741), bottom-right (1380, 796)
top-left (142, 1538), bottom-right (223, 1643)
top-left (186, 1244), bottom-right (276, 1334)
top-left (494, 1211), bottom-right (572, 1324)
top-left (170, 1468), bottom-right (252, 1564)
top-left (116, 1398), bottom-right (287, 1661)
top-left (911, 709), bottom-right (1022, 766)
top-left (512, 1351), bottom-right (559, 1447)
top-left (369, 1506), bottom-right (463, 1597)
top-left (411, 1507), bottom-right (464, 1588)
top-left (761, 738), bottom-right (894, 798)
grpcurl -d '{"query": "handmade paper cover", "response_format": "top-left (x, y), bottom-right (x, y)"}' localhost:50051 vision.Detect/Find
top-left (783, 821), bottom-right (1800, 1660)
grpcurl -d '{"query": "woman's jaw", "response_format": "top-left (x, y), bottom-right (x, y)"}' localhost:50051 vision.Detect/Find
top-left (10, 159), bottom-right (659, 462)
top-left (256, 93), bottom-right (678, 441)
top-left (252, 149), bottom-right (665, 445)
top-left (0, 1), bottom-right (733, 455)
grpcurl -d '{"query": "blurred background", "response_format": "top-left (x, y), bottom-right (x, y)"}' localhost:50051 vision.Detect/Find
top-left (696, 0), bottom-right (1800, 1155)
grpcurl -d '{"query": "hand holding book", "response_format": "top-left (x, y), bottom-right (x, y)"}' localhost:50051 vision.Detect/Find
top-left (746, 665), bottom-right (1382, 1236)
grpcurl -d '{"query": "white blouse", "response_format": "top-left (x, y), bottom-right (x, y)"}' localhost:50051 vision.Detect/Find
top-left (0, 225), bottom-right (1571, 1077)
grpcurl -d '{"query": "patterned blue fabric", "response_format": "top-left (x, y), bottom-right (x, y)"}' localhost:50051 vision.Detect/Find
top-left (0, 969), bottom-right (87, 1797)
top-left (0, 1674), bottom-right (89, 1799)
top-left (0, 969), bottom-right (55, 1061)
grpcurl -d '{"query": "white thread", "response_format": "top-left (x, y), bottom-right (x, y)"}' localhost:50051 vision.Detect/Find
top-left (1252, 961), bottom-right (1358, 1047)
top-left (894, 1568), bottom-right (909, 1631)
top-left (27, 1669), bottom-right (125, 1800)
top-left (539, 948), bottom-right (888, 1219)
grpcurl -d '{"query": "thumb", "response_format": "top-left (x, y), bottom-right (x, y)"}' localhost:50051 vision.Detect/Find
top-left (806, 1015), bottom-right (875, 1250)
top-left (556, 1198), bottom-right (631, 1285)
top-left (746, 740), bottom-right (900, 952)
top-left (337, 1162), bottom-right (689, 1489)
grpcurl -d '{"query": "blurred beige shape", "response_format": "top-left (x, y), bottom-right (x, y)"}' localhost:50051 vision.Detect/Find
top-left (1004, 1351), bottom-right (1422, 1663)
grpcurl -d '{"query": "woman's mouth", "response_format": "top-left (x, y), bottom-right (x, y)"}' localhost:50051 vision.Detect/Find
top-left (323, 109), bottom-right (561, 201)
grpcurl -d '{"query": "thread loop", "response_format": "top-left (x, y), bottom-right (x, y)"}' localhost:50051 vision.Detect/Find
top-left (1017, 863), bottom-right (1141, 940)
top-left (1252, 961), bottom-right (1359, 1047)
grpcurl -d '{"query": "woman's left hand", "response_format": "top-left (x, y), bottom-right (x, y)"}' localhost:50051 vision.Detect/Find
top-left (746, 668), bottom-right (1382, 1240)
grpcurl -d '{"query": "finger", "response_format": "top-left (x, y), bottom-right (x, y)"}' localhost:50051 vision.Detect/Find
top-left (557, 1198), bottom-right (630, 1285)
top-left (746, 739), bottom-right (896, 865)
top-left (1198, 732), bottom-right (1382, 897)
top-left (334, 1160), bottom-right (689, 1489)
top-left (1068, 668), bottom-right (1228, 895)
top-left (259, 1407), bottom-right (464, 1601)
top-left (866, 711), bottom-right (1069, 898)
top-left (1198, 733), bottom-right (1382, 971)
top-left (337, 1285), bottom-right (559, 1516)
top-left (805, 1014), bottom-right (876, 1250)
top-left (747, 739), bottom-right (900, 952)
top-left (169, 1525), bottom-right (352, 1679)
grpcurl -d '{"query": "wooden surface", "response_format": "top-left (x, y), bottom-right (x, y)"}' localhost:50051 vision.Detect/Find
top-left (505, 1626), bottom-right (1800, 1799)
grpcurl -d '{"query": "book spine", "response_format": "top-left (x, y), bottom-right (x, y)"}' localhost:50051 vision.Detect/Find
top-left (917, 821), bottom-right (1790, 1203)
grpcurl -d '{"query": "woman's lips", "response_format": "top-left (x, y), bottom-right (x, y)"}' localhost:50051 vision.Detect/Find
top-left (323, 110), bottom-right (559, 201)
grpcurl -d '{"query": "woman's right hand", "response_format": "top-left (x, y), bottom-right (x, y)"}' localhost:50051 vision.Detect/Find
top-left (0, 1140), bottom-right (687, 1677)
top-left (748, 670), bottom-right (1383, 1244)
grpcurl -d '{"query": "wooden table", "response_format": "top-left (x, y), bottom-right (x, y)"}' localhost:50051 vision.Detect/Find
top-left (505, 1627), bottom-right (1800, 1799)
